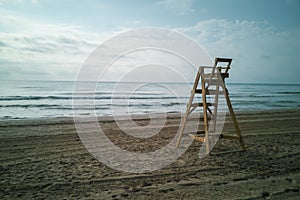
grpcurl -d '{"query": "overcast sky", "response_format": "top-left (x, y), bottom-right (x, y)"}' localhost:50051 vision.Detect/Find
top-left (0, 0), bottom-right (299, 83)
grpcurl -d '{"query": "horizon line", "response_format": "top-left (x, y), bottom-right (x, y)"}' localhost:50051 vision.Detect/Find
top-left (1, 79), bottom-right (300, 85)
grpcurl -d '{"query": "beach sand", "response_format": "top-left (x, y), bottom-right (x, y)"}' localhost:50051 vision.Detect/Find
top-left (0, 109), bottom-right (299, 199)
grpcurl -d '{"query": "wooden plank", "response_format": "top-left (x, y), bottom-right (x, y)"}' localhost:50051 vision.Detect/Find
top-left (176, 67), bottom-right (203, 147)
top-left (215, 58), bottom-right (232, 74)
top-left (194, 89), bottom-right (225, 95)
top-left (203, 79), bottom-right (222, 85)
top-left (224, 87), bottom-right (247, 150)
top-left (212, 83), bottom-right (220, 134)
top-left (189, 134), bottom-right (205, 143)
top-left (215, 57), bottom-right (232, 63)
top-left (201, 72), bottom-right (210, 153)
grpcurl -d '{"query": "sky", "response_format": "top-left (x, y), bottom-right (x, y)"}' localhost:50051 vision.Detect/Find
top-left (0, 0), bottom-right (300, 83)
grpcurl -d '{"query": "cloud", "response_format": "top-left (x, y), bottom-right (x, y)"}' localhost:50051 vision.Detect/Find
top-left (156, 0), bottom-right (195, 15)
top-left (0, 0), bottom-right (39, 5)
top-left (0, 41), bottom-right (7, 46)
top-left (0, 13), bottom-right (111, 80)
top-left (1, 10), bottom-right (299, 84)
top-left (175, 19), bottom-right (300, 83)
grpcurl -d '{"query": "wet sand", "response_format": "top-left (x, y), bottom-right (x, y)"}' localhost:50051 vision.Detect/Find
top-left (0, 109), bottom-right (300, 199)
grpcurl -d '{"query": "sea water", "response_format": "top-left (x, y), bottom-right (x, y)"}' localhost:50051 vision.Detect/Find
top-left (0, 80), bottom-right (299, 119)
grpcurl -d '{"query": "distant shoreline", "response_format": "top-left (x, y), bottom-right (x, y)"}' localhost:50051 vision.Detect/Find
top-left (2, 79), bottom-right (300, 85)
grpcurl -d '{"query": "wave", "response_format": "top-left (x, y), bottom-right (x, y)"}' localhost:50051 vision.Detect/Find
top-left (248, 94), bottom-right (277, 98)
top-left (0, 104), bottom-right (111, 110)
top-left (0, 102), bottom-right (183, 110)
top-left (0, 95), bottom-right (188, 101)
top-left (161, 102), bottom-right (182, 107)
top-left (276, 100), bottom-right (297, 103)
top-left (61, 92), bottom-right (164, 95)
top-left (0, 102), bottom-right (184, 112)
top-left (0, 104), bottom-right (58, 108)
top-left (0, 96), bottom-right (72, 101)
top-left (276, 92), bottom-right (300, 94)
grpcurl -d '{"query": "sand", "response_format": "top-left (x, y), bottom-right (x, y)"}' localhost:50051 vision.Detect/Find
top-left (0, 109), bottom-right (300, 199)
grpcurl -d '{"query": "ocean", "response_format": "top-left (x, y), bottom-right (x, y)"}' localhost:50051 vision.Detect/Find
top-left (0, 80), bottom-right (299, 119)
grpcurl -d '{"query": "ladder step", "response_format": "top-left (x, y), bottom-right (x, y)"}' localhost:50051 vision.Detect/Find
top-left (203, 79), bottom-right (222, 85)
top-left (203, 74), bottom-right (221, 79)
top-left (203, 73), bottom-right (229, 79)
top-left (194, 131), bottom-right (221, 136)
top-left (189, 133), bottom-right (221, 143)
top-left (191, 103), bottom-right (214, 107)
top-left (189, 134), bottom-right (205, 143)
top-left (194, 89), bottom-right (225, 95)
top-left (195, 89), bottom-right (202, 93)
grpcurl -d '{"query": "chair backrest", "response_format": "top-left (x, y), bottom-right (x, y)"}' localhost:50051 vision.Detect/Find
top-left (215, 57), bottom-right (232, 80)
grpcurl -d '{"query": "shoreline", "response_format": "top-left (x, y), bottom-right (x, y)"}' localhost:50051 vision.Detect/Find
top-left (1, 107), bottom-right (299, 124)
top-left (1, 105), bottom-right (300, 119)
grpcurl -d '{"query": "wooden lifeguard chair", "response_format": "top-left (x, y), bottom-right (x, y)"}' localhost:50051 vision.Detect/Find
top-left (176, 58), bottom-right (246, 154)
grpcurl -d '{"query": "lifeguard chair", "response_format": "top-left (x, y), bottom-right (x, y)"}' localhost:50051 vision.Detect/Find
top-left (176, 58), bottom-right (246, 154)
